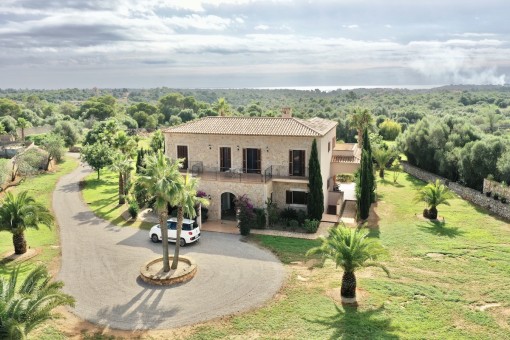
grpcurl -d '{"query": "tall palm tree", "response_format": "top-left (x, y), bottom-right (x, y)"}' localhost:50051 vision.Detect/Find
top-left (136, 151), bottom-right (183, 272)
top-left (0, 265), bottom-right (75, 339)
top-left (306, 225), bottom-right (389, 303)
top-left (372, 148), bottom-right (394, 179)
top-left (17, 118), bottom-right (31, 142)
top-left (349, 108), bottom-right (373, 148)
top-left (214, 97), bottom-right (231, 117)
top-left (109, 153), bottom-right (134, 205)
top-left (414, 179), bottom-right (454, 219)
top-left (171, 173), bottom-right (209, 270)
top-left (0, 191), bottom-right (53, 254)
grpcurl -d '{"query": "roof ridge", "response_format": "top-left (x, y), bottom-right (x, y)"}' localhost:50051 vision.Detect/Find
top-left (293, 117), bottom-right (323, 135)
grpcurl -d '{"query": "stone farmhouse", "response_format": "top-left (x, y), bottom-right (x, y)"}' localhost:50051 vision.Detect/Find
top-left (163, 109), bottom-right (360, 222)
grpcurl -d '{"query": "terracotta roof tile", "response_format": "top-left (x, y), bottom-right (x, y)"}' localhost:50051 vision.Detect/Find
top-left (163, 116), bottom-right (336, 137)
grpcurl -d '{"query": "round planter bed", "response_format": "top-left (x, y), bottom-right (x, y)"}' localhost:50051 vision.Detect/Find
top-left (140, 256), bottom-right (197, 286)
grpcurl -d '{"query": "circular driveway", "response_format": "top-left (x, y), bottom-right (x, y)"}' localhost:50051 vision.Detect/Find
top-left (54, 161), bottom-right (284, 330)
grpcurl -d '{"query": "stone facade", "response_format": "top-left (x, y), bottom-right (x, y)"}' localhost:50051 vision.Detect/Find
top-left (272, 181), bottom-right (309, 212)
top-left (165, 132), bottom-right (335, 220)
top-left (198, 180), bottom-right (272, 220)
top-left (403, 162), bottom-right (510, 221)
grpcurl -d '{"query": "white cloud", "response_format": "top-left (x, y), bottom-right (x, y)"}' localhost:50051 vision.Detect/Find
top-left (254, 24), bottom-right (269, 31)
top-left (342, 24), bottom-right (359, 29)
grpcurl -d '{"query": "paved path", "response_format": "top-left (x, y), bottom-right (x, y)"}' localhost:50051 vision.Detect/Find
top-left (54, 161), bottom-right (285, 330)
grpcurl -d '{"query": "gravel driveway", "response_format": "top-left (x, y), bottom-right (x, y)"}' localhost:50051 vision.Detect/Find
top-left (54, 161), bottom-right (285, 330)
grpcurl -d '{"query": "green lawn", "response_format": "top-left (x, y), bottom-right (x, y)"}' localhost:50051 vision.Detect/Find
top-left (0, 156), bottom-right (79, 278)
top-left (71, 164), bottom-right (510, 339)
top-left (81, 168), bottom-right (152, 230)
top-left (183, 171), bottom-right (510, 339)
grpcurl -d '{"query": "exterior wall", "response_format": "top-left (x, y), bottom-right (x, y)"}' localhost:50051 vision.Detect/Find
top-left (197, 180), bottom-right (271, 220)
top-left (403, 162), bottom-right (510, 222)
top-left (330, 162), bottom-right (360, 176)
top-left (164, 126), bottom-right (336, 219)
top-left (165, 133), bottom-right (317, 172)
top-left (272, 182), bottom-right (309, 212)
top-left (317, 128), bottom-right (337, 210)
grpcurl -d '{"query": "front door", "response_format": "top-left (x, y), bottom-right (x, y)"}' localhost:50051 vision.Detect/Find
top-left (243, 148), bottom-right (261, 173)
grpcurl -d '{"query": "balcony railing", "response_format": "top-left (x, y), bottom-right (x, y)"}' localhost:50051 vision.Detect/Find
top-left (186, 162), bottom-right (308, 183)
top-left (267, 165), bottom-right (309, 179)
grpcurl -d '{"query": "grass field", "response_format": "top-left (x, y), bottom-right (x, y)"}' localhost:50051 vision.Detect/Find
top-left (81, 168), bottom-right (152, 230)
top-left (182, 171), bottom-right (510, 339)
top-left (68, 165), bottom-right (510, 339)
top-left (0, 156), bottom-right (79, 278)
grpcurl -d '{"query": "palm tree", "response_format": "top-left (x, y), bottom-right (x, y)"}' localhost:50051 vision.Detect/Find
top-left (109, 153), bottom-right (134, 205)
top-left (214, 97), bottom-right (231, 117)
top-left (306, 225), bottom-right (389, 304)
top-left (349, 108), bottom-right (373, 148)
top-left (171, 173), bottom-right (209, 270)
top-left (0, 265), bottom-right (75, 339)
top-left (17, 118), bottom-right (31, 142)
top-left (136, 150), bottom-right (183, 272)
top-left (414, 179), bottom-right (454, 219)
top-left (372, 148), bottom-right (394, 179)
top-left (0, 191), bottom-right (53, 254)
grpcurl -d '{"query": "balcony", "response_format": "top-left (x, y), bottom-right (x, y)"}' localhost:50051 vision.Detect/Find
top-left (185, 162), bottom-right (308, 184)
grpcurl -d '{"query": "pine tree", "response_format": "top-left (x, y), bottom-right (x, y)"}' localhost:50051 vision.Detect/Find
top-left (308, 139), bottom-right (324, 220)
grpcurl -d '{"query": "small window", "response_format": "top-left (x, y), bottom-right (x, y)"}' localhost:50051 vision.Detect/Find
top-left (167, 221), bottom-right (177, 230)
top-left (328, 142), bottom-right (331, 152)
top-left (182, 223), bottom-right (193, 231)
top-left (286, 190), bottom-right (308, 205)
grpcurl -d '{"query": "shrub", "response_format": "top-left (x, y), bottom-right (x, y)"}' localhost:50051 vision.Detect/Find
top-left (304, 219), bottom-right (320, 233)
top-left (280, 207), bottom-right (298, 220)
top-left (296, 209), bottom-right (307, 225)
top-left (234, 194), bottom-right (255, 236)
top-left (423, 208), bottom-right (430, 218)
top-left (337, 173), bottom-right (355, 183)
top-left (25, 133), bottom-right (48, 145)
top-left (128, 201), bottom-right (139, 219)
top-left (288, 219), bottom-right (299, 231)
top-left (501, 197), bottom-right (507, 204)
top-left (253, 208), bottom-right (266, 229)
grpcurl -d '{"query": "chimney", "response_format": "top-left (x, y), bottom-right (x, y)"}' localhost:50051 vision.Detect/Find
top-left (281, 107), bottom-right (292, 118)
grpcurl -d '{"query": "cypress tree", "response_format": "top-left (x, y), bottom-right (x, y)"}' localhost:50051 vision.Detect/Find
top-left (307, 139), bottom-right (324, 220)
top-left (362, 128), bottom-right (376, 202)
top-left (358, 152), bottom-right (371, 220)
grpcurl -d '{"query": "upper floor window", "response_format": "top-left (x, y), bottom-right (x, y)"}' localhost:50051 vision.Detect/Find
top-left (289, 150), bottom-right (305, 176)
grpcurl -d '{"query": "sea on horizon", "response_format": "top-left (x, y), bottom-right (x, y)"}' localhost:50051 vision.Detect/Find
top-left (252, 85), bottom-right (443, 92)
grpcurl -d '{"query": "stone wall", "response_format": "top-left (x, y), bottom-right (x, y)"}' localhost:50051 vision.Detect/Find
top-left (402, 162), bottom-right (510, 221)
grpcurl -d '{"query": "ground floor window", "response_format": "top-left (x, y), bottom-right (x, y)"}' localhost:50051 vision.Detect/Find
top-left (286, 190), bottom-right (308, 205)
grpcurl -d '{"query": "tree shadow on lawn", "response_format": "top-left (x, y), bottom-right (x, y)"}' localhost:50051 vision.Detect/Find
top-left (308, 304), bottom-right (398, 340)
top-left (404, 174), bottom-right (426, 189)
top-left (379, 178), bottom-right (405, 188)
top-left (418, 220), bottom-right (465, 238)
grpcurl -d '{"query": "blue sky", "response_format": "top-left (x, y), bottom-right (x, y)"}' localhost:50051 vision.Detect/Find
top-left (0, 0), bottom-right (508, 88)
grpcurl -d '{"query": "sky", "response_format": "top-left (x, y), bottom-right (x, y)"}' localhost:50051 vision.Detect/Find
top-left (0, 0), bottom-right (509, 89)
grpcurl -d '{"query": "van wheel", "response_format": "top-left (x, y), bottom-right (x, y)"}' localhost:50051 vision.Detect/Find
top-left (151, 234), bottom-right (160, 243)
top-left (179, 238), bottom-right (186, 247)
